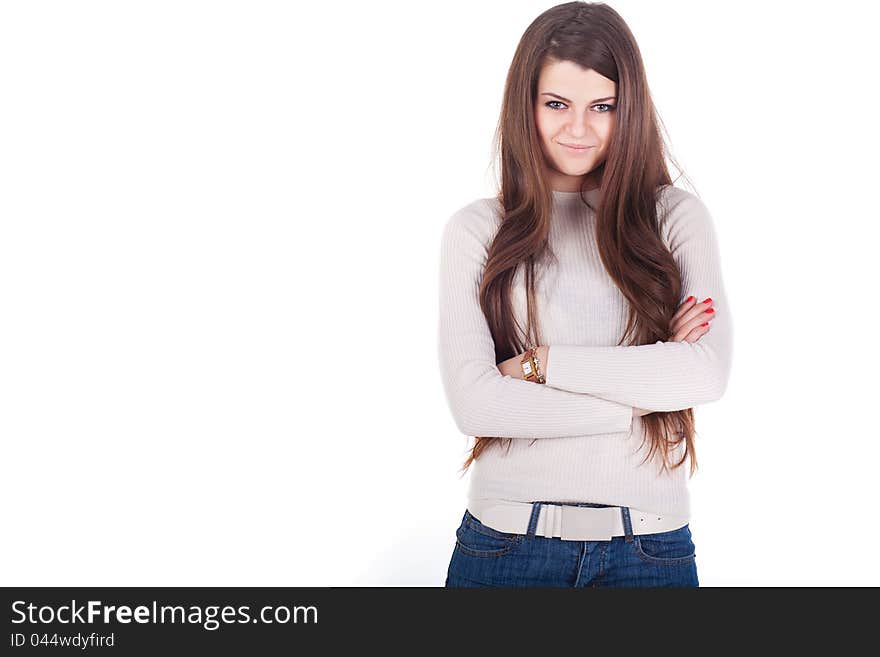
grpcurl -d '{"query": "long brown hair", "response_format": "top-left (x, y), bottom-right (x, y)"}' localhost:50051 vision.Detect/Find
top-left (461, 1), bottom-right (699, 478)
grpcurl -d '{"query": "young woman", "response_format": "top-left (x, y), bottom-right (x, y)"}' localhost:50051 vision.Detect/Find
top-left (437, 2), bottom-right (733, 587)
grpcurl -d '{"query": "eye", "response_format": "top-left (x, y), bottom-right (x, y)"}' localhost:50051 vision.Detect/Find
top-left (544, 101), bottom-right (616, 113)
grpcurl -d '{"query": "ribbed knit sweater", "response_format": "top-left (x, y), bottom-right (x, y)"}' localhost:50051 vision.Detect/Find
top-left (437, 184), bottom-right (733, 520)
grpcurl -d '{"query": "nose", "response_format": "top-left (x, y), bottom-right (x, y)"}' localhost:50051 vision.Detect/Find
top-left (564, 119), bottom-right (591, 140)
top-left (568, 105), bottom-right (604, 135)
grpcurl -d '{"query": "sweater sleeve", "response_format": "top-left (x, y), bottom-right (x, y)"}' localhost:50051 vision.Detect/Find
top-left (542, 189), bottom-right (734, 412)
top-left (437, 200), bottom-right (634, 439)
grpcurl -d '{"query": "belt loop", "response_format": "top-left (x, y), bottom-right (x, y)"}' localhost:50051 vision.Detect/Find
top-left (526, 502), bottom-right (543, 537)
top-left (620, 506), bottom-right (634, 543)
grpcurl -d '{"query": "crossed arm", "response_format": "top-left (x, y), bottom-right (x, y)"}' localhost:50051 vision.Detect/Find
top-left (437, 191), bottom-right (732, 439)
top-left (497, 346), bottom-right (654, 417)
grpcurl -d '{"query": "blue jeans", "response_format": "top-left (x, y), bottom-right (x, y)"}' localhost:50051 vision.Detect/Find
top-left (445, 502), bottom-right (699, 587)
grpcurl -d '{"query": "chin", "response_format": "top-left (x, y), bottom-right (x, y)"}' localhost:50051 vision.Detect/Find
top-left (561, 165), bottom-right (593, 175)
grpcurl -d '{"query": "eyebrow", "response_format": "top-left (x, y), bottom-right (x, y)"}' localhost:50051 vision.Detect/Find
top-left (540, 92), bottom-right (617, 104)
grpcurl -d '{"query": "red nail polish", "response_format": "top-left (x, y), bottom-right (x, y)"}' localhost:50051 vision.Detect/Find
top-left (686, 296), bottom-right (694, 303)
top-left (703, 297), bottom-right (713, 304)
top-left (705, 308), bottom-right (715, 313)
top-left (702, 322), bottom-right (709, 326)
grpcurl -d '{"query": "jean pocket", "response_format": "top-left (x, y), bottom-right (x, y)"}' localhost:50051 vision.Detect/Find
top-left (455, 509), bottom-right (525, 558)
top-left (633, 524), bottom-right (696, 566)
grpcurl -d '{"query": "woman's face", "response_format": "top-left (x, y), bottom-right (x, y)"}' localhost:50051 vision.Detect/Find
top-left (534, 60), bottom-right (617, 191)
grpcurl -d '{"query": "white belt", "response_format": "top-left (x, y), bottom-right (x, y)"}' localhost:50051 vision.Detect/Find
top-left (467, 499), bottom-right (689, 541)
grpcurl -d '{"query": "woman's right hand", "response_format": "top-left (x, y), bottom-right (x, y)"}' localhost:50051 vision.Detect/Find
top-left (633, 296), bottom-right (716, 417)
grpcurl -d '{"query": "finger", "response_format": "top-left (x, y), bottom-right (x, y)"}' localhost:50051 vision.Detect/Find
top-left (669, 297), bottom-right (697, 335)
top-left (671, 296), bottom-right (697, 324)
top-left (671, 295), bottom-right (713, 332)
top-left (669, 321), bottom-right (709, 343)
top-left (677, 297), bottom-right (714, 329)
top-left (683, 323), bottom-right (710, 342)
top-left (670, 322), bottom-right (689, 341)
top-left (672, 312), bottom-right (715, 342)
top-left (678, 312), bottom-right (715, 340)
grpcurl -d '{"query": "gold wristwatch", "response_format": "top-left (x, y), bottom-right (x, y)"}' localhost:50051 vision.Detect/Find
top-left (520, 346), bottom-right (545, 383)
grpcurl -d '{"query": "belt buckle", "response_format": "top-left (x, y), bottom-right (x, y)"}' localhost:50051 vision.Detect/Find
top-left (560, 505), bottom-right (615, 541)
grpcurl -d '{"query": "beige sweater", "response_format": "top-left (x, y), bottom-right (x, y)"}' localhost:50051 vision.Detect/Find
top-left (437, 184), bottom-right (733, 519)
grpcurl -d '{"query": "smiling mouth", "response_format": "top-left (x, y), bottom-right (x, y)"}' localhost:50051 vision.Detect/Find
top-left (560, 143), bottom-right (593, 149)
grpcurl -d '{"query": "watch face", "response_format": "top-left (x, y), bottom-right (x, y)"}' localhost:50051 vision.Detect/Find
top-left (523, 361), bottom-right (533, 375)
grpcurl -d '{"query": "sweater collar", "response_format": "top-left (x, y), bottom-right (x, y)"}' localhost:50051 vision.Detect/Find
top-left (551, 186), bottom-right (602, 205)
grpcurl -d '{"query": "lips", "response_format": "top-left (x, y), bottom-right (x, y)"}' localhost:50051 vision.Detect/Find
top-left (561, 143), bottom-right (592, 149)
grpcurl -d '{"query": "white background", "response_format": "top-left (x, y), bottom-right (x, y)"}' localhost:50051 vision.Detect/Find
top-left (1, 0), bottom-right (877, 587)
